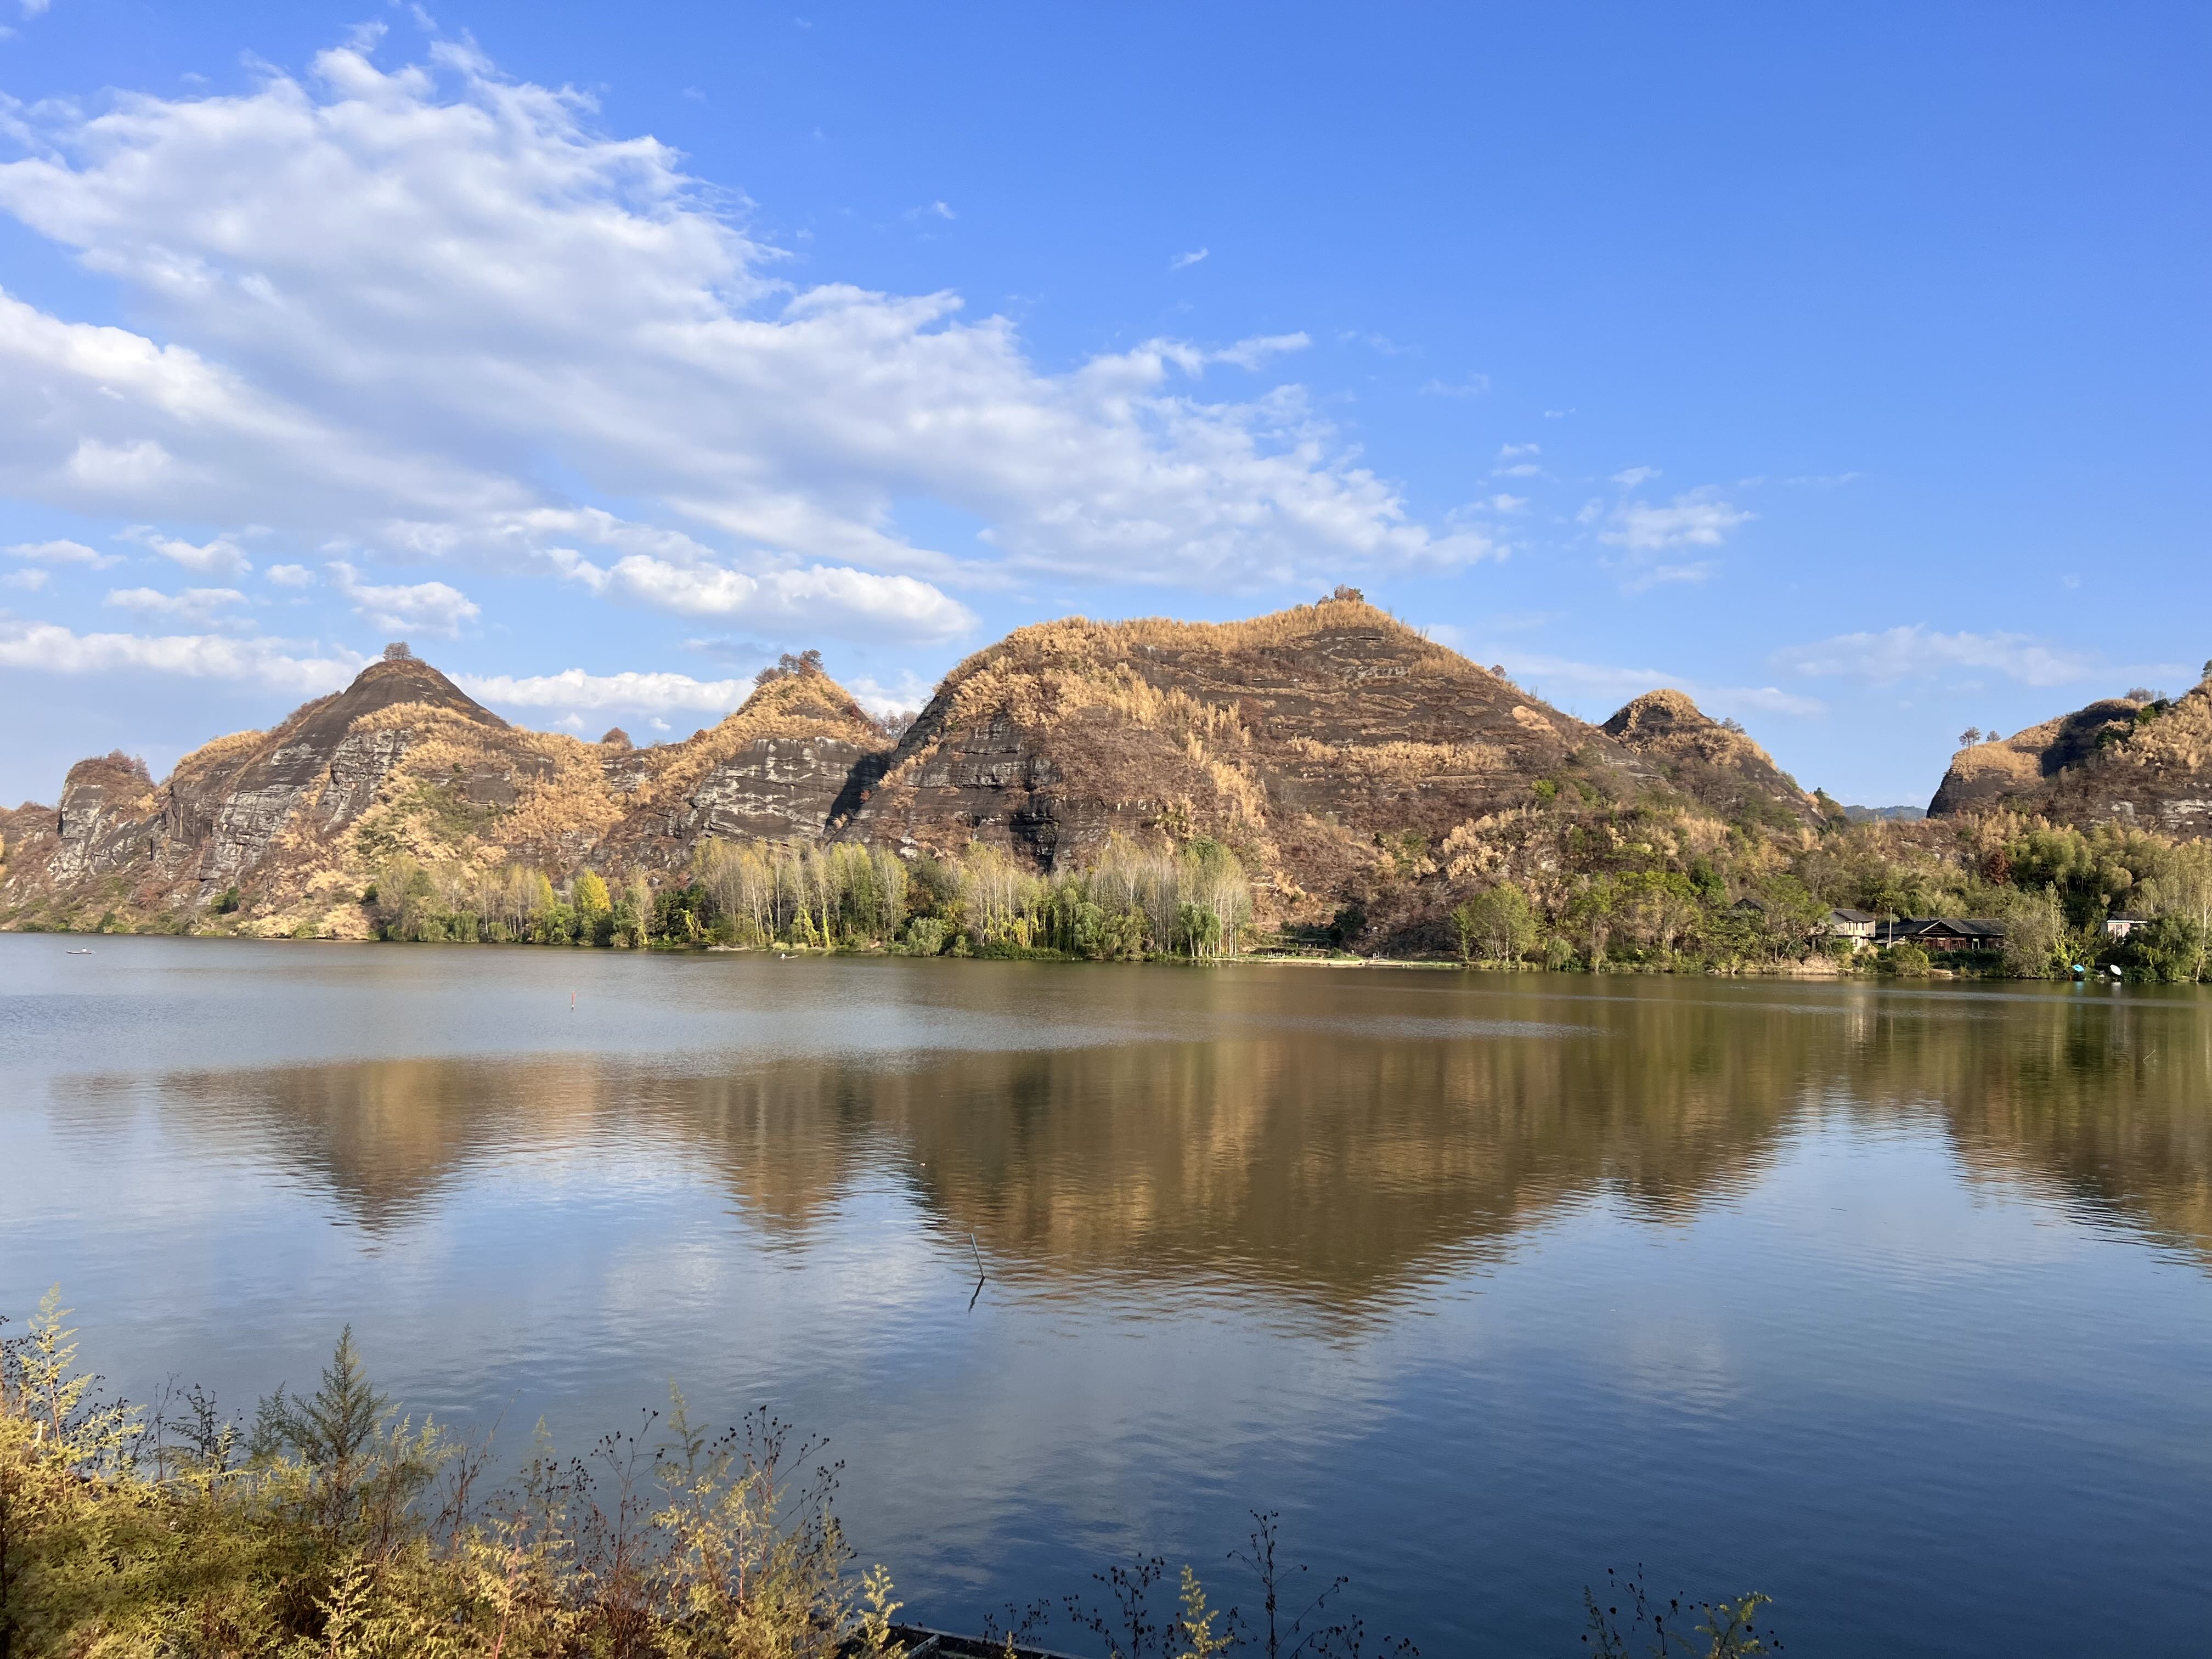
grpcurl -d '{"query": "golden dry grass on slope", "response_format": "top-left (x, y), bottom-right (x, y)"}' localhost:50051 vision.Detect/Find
top-left (1286, 736), bottom-right (1513, 778)
top-left (927, 597), bottom-right (1475, 705)
top-left (351, 703), bottom-right (622, 860)
top-left (2106, 684), bottom-right (2212, 774)
top-left (166, 727), bottom-right (269, 787)
top-left (632, 672), bottom-right (882, 809)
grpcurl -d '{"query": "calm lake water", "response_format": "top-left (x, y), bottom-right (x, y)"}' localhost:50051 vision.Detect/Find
top-left (3, 935), bottom-right (2210, 1655)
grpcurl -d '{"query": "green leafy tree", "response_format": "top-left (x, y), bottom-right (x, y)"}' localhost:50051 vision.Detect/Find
top-left (1455, 883), bottom-right (1537, 964)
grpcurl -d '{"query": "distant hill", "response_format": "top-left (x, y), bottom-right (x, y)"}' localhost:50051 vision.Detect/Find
top-left (1598, 689), bottom-right (1822, 830)
top-left (1841, 804), bottom-right (1925, 823)
top-left (1928, 676), bottom-right (2212, 837)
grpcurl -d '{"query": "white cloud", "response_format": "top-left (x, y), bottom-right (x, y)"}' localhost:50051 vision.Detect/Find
top-left (1610, 465), bottom-right (1661, 488)
top-left (6, 538), bottom-right (122, 569)
top-left (266, 563), bottom-right (313, 586)
top-left (1599, 492), bottom-right (1752, 552)
top-left (1208, 332), bottom-right (1310, 371)
top-left (22, 0), bottom-right (54, 16)
top-left (0, 43), bottom-right (1483, 592)
top-left (1419, 374), bottom-right (1489, 397)
top-left (1621, 560), bottom-right (1717, 592)
top-left (1486, 493), bottom-right (1528, 513)
top-left (3, 568), bottom-right (48, 590)
top-left (104, 585), bottom-right (249, 622)
top-left (455, 667), bottom-right (751, 713)
top-left (328, 560), bottom-right (479, 636)
top-left (845, 669), bottom-right (933, 720)
top-left (556, 551), bottom-right (973, 642)
top-left (1168, 248), bottom-right (1209, 270)
top-left (1773, 625), bottom-right (2091, 688)
top-left (117, 526), bottom-right (253, 578)
top-left (1492, 442), bottom-right (1541, 478)
top-left (0, 620), bottom-right (362, 691)
top-left (1449, 645), bottom-right (1826, 721)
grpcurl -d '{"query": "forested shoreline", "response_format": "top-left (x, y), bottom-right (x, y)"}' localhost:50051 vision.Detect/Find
top-left (17, 804), bottom-right (2210, 984)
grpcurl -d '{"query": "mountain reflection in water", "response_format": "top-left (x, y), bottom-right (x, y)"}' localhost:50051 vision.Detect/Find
top-left (8, 940), bottom-right (2212, 1659)
top-left (61, 969), bottom-right (2212, 1296)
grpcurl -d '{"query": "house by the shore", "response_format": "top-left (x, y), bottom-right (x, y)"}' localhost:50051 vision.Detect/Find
top-left (1878, 917), bottom-right (2007, 952)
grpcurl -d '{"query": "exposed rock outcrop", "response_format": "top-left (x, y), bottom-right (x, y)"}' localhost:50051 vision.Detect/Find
top-left (1600, 689), bottom-right (1823, 828)
top-left (3, 657), bottom-right (613, 934)
top-left (842, 595), bottom-right (1657, 922)
top-left (12, 599), bottom-right (1903, 941)
top-left (596, 667), bottom-right (890, 870)
top-left (1928, 679), bottom-right (2212, 838)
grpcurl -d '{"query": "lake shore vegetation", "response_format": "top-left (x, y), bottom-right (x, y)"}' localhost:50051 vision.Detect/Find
top-left (1, 1293), bottom-right (1780, 1659)
top-left (32, 804), bottom-right (2205, 984)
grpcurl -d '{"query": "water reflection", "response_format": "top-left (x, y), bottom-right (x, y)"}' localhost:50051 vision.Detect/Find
top-left (55, 978), bottom-right (2212, 1299)
top-left (13, 945), bottom-right (2212, 1658)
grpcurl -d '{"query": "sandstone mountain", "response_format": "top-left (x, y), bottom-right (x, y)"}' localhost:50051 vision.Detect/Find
top-left (841, 594), bottom-right (1658, 917)
top-left (596, 664), bottom-right (888, 871)
top-left (0, 653), bottom-right (885, 938)
top-left (1928, 678), bottom-right (2212, 838)
top-left (1599, 689), bottom-right (1824, 829)
top-left (5, 595), bottom-right (1860, 940)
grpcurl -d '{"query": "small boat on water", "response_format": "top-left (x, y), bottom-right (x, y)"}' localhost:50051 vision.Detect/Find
top-left (66, 949), bottom-right (94, 956)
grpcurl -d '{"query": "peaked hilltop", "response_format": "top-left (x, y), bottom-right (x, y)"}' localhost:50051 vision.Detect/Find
top-left (1929, 672), bottom-right (2212, 837)
top-left (1600, 689), bottom-right (1821, 829)
top-left (14, 597), bottom-right (2197, 953)
top-left (844, 595), bottom-right (1662, 895)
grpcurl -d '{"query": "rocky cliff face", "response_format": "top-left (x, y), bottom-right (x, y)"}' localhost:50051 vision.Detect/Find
top-left (1929, 680), bottom-right (2212, 837)
top-left (0, 656), bottom-right (900, 935)
top-left (840, 595), bottom-right (1657, 922)
top-left (2, 656), bottom-right (614, 933)
top-left (1600, 689), bottom-right (1822, 828)
top-left (8, 600), bottom-right (1888, 941)
top-left (595, 669), bottom-right (889, 870)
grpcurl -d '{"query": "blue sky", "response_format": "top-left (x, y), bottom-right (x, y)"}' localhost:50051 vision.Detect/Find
top-left (1, 2), bottom-right (2205, 808)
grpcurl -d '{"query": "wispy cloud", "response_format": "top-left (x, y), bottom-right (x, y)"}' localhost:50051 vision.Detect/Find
top-left (1339, 331), bottom-right (1414, 356)
top-left (1598, 491), bottom-right (1752, 552)
top-left (328, 560), bottom-right (480, 637)
top-left (118, 527), bottom-right (253, 579)
top-left (1428, 639), bottom-right (1825, 722)
top-left (0, 620), bottom-right (362, 691)
top-left (1620, 560), bottom-right (1717, 592)
top-left (846, 669), bottom-right (934, 720)
top-left (104, 585), bottom-right (250, 624)
top-left (1773, 625), bottom-right (2091, 688)
top-left (454, 668), bottom-right (751, 713)
top-left (6, 538), bottom-right (122, 570)
top-left (1167, 247), bottom-right (1209, 270)
top-left (553, 552), bottom-right (974, 643)
top-left (0, 38), bottom-right (1491, 596)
